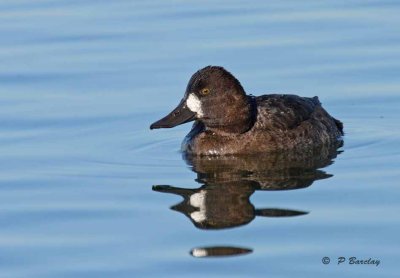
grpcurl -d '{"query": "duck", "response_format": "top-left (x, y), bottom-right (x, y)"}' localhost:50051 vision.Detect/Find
top-left (150, 66), bottom-right (343, 156)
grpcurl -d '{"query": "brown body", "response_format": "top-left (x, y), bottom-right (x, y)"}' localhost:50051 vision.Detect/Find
top-left (182, 94), bottom-right (343, 155)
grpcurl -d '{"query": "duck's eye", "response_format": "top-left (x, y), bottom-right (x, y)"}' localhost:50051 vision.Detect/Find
top-left (200, 88), bottom-right (210, 95)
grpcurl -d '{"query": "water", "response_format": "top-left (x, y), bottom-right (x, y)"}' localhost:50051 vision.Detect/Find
top-left (0, 1), bottom-right (399, 277)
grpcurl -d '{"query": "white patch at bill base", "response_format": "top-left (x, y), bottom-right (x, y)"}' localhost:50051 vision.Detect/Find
top-left (186, 93), bottom-right (203, 116)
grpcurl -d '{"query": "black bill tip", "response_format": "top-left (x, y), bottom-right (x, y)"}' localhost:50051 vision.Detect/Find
top-left (149, 122), bottom-right (162, 130)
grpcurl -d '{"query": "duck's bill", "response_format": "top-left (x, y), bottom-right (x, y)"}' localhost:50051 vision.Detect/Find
top-left (150, 100), bottom-right (196, 129)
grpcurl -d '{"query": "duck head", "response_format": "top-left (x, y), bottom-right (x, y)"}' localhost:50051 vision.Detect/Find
top-left (150, 66), bottom-right (254, 133)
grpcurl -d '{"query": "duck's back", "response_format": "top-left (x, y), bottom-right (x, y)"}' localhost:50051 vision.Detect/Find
top-left (252, 94), bottom-right (343, 149)
top-left (254, 94), bottom-right (321, 130)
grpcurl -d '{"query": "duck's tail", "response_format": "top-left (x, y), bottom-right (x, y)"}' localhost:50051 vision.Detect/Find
top-left (312, 96), bottom-right (321, 105)
top-left (313, 96), bottom-right (343, 135)
top-left (334, 118), bottom-right (344, 135)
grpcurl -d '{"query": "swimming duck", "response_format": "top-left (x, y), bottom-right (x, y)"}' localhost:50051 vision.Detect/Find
top-left (150, 66), bottom-right (343, 155)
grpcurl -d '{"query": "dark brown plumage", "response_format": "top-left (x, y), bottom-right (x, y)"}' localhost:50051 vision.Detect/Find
top-left (150, 66), bottom-right (343, 155)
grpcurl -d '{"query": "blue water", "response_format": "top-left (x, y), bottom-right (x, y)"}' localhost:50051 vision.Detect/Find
top-left (0, 1), bottom-right (399, 277)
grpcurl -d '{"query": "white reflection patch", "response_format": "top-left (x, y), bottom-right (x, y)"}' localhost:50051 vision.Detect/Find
top-left (191, 248), bottom-right (208, 257)
top-left (189, 190), bottom-right (207, 223)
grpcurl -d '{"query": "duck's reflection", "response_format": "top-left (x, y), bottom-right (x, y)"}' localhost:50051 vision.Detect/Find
top-left (153, 183), bottom-right (308, 230)
top-left (153, 143), bottom-right (342, 257)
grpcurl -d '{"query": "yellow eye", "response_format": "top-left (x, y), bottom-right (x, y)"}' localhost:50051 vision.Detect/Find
top-left (200, 88), bottom-right (210, 95)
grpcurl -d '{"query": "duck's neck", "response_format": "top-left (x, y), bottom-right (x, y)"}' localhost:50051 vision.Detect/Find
top-left (204, 95), bottom-right (257, 134)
